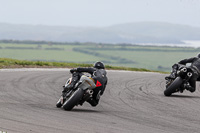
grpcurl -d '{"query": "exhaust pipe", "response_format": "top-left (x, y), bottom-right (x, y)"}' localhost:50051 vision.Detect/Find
top-left (182, 68), bottom-right (187, 72)
top-left (87, 90), bottom-right (93, 95)
top-left (187, 72), bottom-right (192, 77)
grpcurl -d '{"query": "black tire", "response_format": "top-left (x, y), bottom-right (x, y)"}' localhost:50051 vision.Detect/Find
top-left (56, 98), bottom-right (62, 108)
top-left (62, 88), bottom-right (84, 111)
top-left (164, 77), bottom-right (183, 96)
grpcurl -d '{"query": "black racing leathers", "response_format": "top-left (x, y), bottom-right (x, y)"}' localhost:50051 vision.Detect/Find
top-left (178, 57), bottom-right (200, 92)
top-left (179, 57), bottom-right (200, 72)
top-left (76, 67), bottom-right (108, 106)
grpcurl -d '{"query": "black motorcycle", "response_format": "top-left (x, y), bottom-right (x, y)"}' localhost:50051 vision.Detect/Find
top-left (164, 66), bottom-right (193, 96)
top-left (56, 73), bottom-right (96, 111)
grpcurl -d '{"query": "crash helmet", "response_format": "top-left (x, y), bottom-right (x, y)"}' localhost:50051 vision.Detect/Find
top-left (94, 61), bottom-right (105, 69)
top-left (197, 53), bottom-right (200, 58)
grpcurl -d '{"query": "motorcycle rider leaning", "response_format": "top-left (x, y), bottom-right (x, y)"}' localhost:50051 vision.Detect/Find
top-left (166, 53), bottom-right (200, 92)
top-left (63, 61), bottom-right (108, 107)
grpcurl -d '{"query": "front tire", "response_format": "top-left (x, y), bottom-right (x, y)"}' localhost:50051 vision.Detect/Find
top-left (56, 99), bottom-right (62, 108)
top-left (62, 88), bottom-right (84, 111)
top-left (164, 77), bottom-right (183, 96)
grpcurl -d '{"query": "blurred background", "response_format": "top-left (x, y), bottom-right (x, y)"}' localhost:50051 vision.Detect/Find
top-left (0, 0), bottom-right (200, 72)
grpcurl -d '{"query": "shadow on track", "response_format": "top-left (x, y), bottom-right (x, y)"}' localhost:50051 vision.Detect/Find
top-left (71, 108), bottom-right (100, 113)
top-left (169, 94), bottom-right (200, 99)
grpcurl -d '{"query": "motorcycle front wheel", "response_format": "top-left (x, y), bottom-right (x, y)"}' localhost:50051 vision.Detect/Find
top-left (56, 99), bottom-right (62, 108)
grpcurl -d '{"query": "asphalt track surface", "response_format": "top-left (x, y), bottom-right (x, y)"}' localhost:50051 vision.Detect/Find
top-left (0, 68), bottom-right (200, 133)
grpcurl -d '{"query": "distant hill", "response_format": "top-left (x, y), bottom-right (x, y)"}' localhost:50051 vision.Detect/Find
top-left (0, 22), bottom-right (200, 44)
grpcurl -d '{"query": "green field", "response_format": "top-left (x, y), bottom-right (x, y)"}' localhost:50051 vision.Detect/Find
top-left (0, 41), bottom-right (199, 72)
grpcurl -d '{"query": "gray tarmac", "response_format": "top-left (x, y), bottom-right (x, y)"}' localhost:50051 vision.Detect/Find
top-left (0, 69), bottom-right (200, 133)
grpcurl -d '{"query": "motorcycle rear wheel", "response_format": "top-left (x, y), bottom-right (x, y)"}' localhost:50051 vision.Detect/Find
top-left (62, 88), bottom-right (84, 111)
top-left (164, 77), bottom-right (183, 96)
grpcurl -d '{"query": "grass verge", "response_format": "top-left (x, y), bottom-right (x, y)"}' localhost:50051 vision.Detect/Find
top-left (0, 58), bottom-right (167, 73)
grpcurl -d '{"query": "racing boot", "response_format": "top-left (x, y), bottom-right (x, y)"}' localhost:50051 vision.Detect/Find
top-left (87, 91), bottom-right (101, 107)
top-left (87, 97), bottom-right (98, 107)
top-left (183, 82), bottom-right (195, 92)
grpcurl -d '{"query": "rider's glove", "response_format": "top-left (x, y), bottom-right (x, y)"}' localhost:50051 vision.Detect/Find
top-left (70, 68), bottom-right (77, 73)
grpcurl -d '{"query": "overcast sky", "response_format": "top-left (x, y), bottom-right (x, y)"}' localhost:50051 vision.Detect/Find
top-left (0, 0), bottom-right (200, 27)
